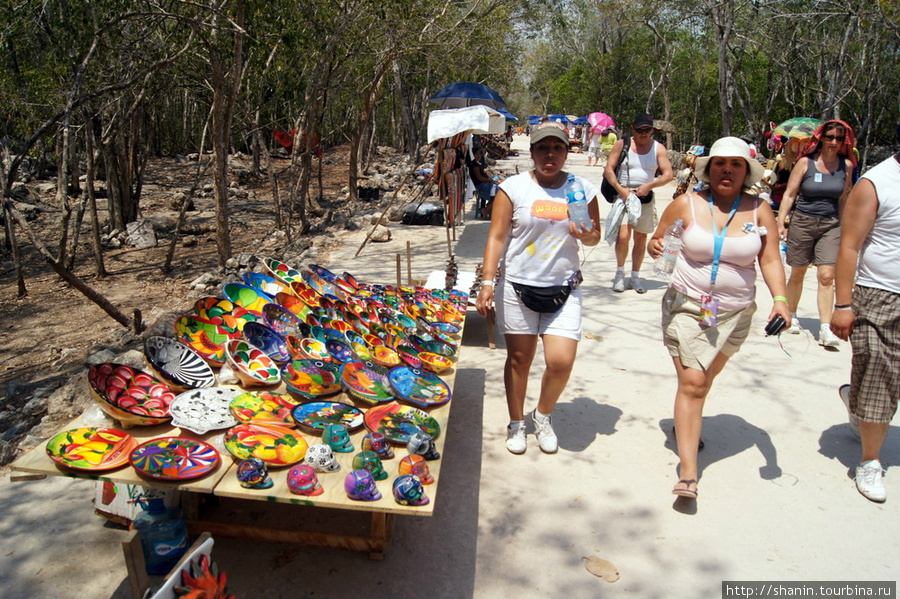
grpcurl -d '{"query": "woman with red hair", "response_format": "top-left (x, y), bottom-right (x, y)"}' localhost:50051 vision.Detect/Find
top-left (775, 120), bottom-right (856, 347)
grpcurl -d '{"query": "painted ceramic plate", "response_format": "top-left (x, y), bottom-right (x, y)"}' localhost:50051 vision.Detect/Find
top-left (308, 264), bottom-right (338, 282)
top-left (242, 271), bottom-right (291, 298)
top-left (129, 437), bottom-right (220, 481)
top-left (262, 303), bottom-right (305, 338)
top-left (287, 337), bottom-right (331, 362)
top-left (143, 336), bottom-right (217, 392)
top-left (325, 339), bottom-right (355, 363)
top-left (169, 387), bottom-right (243, 434)
top-left (241, 322), bottom-right (292, 365)
top-left (291, 401), bottom-right (364, 432)
top-left (225, 339), bottom-right (281, 386)
top-left (88, 363), bottom-right (175, 427)
top-left (387, 366), bottom-right (452, 409)
top-left (416, 351), bottom-right (453, 374)
top-left (340, 360), bottom-right (395, 405)
top-left (229, 390), bottom-right (299, 425)
top-left (265, 257), bottom-right (306, 285)
top-left (370, 345), bottom-right (402, 368)
top-left (222, 283), bottom-right (273, 316)
top-left (46, 427), bottom-right (137, 471)
top-left (223, 423), bottom-right (308, 466)
top-left (364, 402), bottom-right (441, 445)
top-left (281, 359), bottom-right (342, 399)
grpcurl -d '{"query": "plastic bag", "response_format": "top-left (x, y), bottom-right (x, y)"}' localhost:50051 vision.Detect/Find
top-left (604, 199), bottom-right (625, 245)
top-left (625, 193), bottom-right (642, 226)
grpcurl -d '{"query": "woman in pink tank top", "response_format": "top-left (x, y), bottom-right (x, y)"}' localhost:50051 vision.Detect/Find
top-left (648, 137), bottom-right (790, 501)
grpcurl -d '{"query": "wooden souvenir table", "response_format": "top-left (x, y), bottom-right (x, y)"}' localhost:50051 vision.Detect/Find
top-left (11, 350), bottom-right (460, 560)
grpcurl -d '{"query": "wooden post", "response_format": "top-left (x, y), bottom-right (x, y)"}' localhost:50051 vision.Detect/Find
top-left (396, 254), bottom-right (401, 288)
top-left (406, 241), bottom-right (412, 285)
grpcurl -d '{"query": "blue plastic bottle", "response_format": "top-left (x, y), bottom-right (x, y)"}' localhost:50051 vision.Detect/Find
top-left (565, 174), bottom-right (593, 230)
top-left (132, 498), bottom-right (189, 575)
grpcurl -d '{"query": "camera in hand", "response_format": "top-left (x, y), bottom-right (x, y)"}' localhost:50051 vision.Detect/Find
top-left (765, 314), bottom-right (786, 336)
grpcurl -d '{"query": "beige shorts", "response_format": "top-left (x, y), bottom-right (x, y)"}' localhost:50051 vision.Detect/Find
top-left (661, 287), bottom-right (756, 371)
top-left (618, 198), bottom-right (658, 234)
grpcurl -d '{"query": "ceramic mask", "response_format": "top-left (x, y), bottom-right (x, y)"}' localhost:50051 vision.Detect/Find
top-left (362, 432), bottom-right (395, 460)
top-left (392, 474), bottom-right (429, 506)
top-left (351, 451), bottom-right (387, 481)
top-left (304, 443), bottom-right (341, 473)
top-left (287, 464), bottom-right (324, 496)
top-left (237, 457), bottom-right (273, 489)
top-left (398, 454), bottom-right (434, 484)
top-left (324, 423), bottom-right (354, 453)
top-left (406, 431), bottom-right (440, 461)
top-left (344, 469), bottom-right (382, 501)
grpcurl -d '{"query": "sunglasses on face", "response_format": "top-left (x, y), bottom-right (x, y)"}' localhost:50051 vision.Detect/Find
top-left (634, 127), bottom-right (653, 134)
top-left (822, 134), bottom-right (845, 142)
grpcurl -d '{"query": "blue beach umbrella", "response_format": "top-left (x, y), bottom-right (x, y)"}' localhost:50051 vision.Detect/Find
top-left (428, 82), bottom-right (507, 109)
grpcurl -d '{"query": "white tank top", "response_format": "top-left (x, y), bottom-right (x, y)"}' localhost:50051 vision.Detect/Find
top-left (857, 156), bottom-right (900, 295)
top-left (618, 139), bottom-right (659, 188)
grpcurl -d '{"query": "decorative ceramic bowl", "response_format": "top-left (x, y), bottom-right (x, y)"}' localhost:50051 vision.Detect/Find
top-left (264, 257), bottom-right (305, 285)
top-left (370, 345), bottom-right (402, 369)
top-left (143, 336), bottom-right (216, 392)
top-left (291, 401), bottom-right (365, 433)
top-left (46, 427), bottom-right (137, 471)
top-left (430, 321), bottom-right (461, 336)
top-left (223, 283), bottom-right (273, 316)
top-left (242, 271), bottom-right (291, 298)
top-left (224, 422), bottom-right (308, 466)
top-left (308, 264), bottom-right (338, 283)
top-left (363, 333), bottom-right (385, 348)
top-left (168, 387), bottom-right (243, 434)
top-left (88, 363), bottom-right (175, 427)
top-left (387, 366), bottom-right (452, 409)
top-left (396, 344), bottom-right (423, 369)
top-left (340, 360), bottom-right (395, 406)
top-left (364, 402), bottom-right (441, 445)
top-left (289, 282), bottom-right (322, 309)
top-left (417, 339), bottom-right (456, 357)
top-left (262, 303), bottom-right (305, 338)
top-left (416, 351), bottom-right (453, 374)
top-left (194, 297), bottom-right (258, 332)
top-left (325, 339), bottom-right (355, 363)
top-left (229, 390), bottom-right (299, 425)
top-left (174, 314), bottom-right (241, 367)
top-left (225, 339), bottom-right (281, 387)
top-left (287, 336), bottom-right (331, 362)
top-left (281, 359), bottom-right (343, 399)
top-left (242, 322), bottom-right (292, 365)
top-left (275, 292), bottom-right (313, 322)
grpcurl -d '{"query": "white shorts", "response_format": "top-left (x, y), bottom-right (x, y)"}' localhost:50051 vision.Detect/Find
top-left (495, 278), bottom-right (583, 341)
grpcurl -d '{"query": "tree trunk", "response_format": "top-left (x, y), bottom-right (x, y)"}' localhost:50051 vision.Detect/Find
top-left (711, 0), bottom-right (736, 136)
top-left (349, 60), bottom-right (393, 202)
top-left (84, 116), bottom-right (107, 278)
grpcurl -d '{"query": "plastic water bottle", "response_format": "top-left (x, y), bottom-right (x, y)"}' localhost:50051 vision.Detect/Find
top-left (780, 239), bottom-right (787, 265)
top-left (132, 498), bottom-right (189, 575)
top-left (565, 174), bottom-right (592, 230)
top-left (653, 218), bottom-right (685, 277)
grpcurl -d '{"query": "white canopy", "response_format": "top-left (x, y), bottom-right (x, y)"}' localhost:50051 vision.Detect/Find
top-left (426, 105), bottom-right (506, 143)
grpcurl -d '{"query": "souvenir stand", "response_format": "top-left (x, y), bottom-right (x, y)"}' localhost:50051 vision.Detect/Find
top-left (426, 105), bottom-right (505, 240)
top-left (11, 259), bottom-right (468, 564)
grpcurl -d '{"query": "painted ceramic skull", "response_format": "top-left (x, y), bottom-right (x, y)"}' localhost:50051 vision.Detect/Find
top-left (362, 432), bottom-right (395, 460)
top-left (406, 431), bottom-right (440, 461)
top-left (352, 451), bottom-right (387, 481)
top-left (287, 464), bottom-right (324, 496)
top-left (344, 469), bottom-right (382, 501)
top-left (392, 474), bottom-right (429, 506)
top-left (304, 443), bottom-right (341, 473)
top-left (237, 458), bottom-right (273, 489)
top-left (398, 454), bottom-right (434, 484)
top-left (324, 423), bottom-right (354, 453)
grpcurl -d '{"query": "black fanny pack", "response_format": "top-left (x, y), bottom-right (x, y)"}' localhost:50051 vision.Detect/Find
top-left (510, 271), bottom-right (583, 314)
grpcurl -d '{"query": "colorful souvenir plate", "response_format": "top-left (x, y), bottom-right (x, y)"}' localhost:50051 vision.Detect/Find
top-left (287, 336), bottom-right (331, 362)
top-left (387, 366), bottom-right (452, 409)
top-left (364, 402), bottom-right (441, 445)
top-left (430, 321), bottom-right (461, 336)
top-left (169, 387), bottom-right (243, 434)
top-left (291, 401), bottom-right (364, 432)
top-left (46, 427), bottom-right (137, 471)
top-left (281, 359), bottom-right (342, 399)
top-left (88, 363), bottom-right (175, 427)
top-left (194, 297), bottom-right (258, 332)
top-left (370, 345), bottom-right (402, 368)
top-left (174, 315), bottom-right (240, 367)
top-left (308, 264), bottom-right (338, 282)
top-left (340, 360), bottom-right (395, 405)
top-left (417, 340), bottom-right (456, 357)
top-left (242, 271), bottom-right (291, 298)
top-left (223, 423), bottom-right (308, 466)
top-left (265, 257), bottom-right (305, 285)
top-left (276, 292), bottom-right (313, 322)
top-left (223, 283), bottom-right (273, 317)
top-left (417, 351), bottom-right (453, 374)
top-left (130, 437), bottom-right (220, 481)
top-left (229, 390), bottom-right (299, 425)
top-left (396, 345), bottom-right (423, 369)
top-left (143, 336), bottom-right (216, 392)
top-left (225, 339), bottom-right (281, 386)
top-left (262, 303), bottom-right (305, 338)
top-left (241, 322), bottom-right (292, 364)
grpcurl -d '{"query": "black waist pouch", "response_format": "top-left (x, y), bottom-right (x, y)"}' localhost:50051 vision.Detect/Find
top-left (510, 271), bottom-right (582, 314)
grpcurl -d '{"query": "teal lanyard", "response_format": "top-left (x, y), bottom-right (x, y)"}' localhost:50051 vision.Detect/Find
top-left (708, 195), bottom-right (742, 288)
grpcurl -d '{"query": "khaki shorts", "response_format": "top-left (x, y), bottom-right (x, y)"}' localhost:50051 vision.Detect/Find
top-left (785, 212), bottom-right (840, 267)
top-left (661, 287), bottom-right (756, 371)
top-left (849, 285), bottom-right (900, 423)
top-left (618, 198), bottom-right (658, 235)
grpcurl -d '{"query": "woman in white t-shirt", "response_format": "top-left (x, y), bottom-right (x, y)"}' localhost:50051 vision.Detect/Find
top-left (475, 122), bottom-right (602, 455)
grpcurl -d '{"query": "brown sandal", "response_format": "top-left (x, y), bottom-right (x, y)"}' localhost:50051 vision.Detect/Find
top-left (672, 479), bottom-right (698, 498)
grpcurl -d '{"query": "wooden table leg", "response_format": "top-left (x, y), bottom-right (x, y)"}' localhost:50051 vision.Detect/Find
top-left (369, 512), bottom-right (395, 560)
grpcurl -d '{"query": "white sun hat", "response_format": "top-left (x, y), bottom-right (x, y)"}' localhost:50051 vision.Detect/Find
top-left (694, 136), bottom-right (766, 188)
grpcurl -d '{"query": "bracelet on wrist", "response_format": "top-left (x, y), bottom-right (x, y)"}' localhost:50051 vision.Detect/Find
top-left (834, 304), bottom-right (853, 311)
top-left (773, 296), bottom-right (788, 304)
top-left (481, 280), bottom-right (495, 289)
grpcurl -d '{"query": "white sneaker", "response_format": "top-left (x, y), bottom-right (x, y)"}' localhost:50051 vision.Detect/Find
top-left (786, 318), bottom-right (802, 334)
top-left (820, 324), bottom-right (840, 347)
top-left (506, 423), bottom-right (526, 454)
top-left (855, 459), bottom-right (886, 503)
top-left (627, 275), bottom-right (646, 294)
top-left (838, 384), bottom-right (861, 439)
top-left (531, 409), bottom-right (558, 453)
top-left (612, 273), bottom-right (626, 293)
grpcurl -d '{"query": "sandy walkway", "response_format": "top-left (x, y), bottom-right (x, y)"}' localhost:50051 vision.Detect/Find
top-left (1, 135), bottom-right (896, 599)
